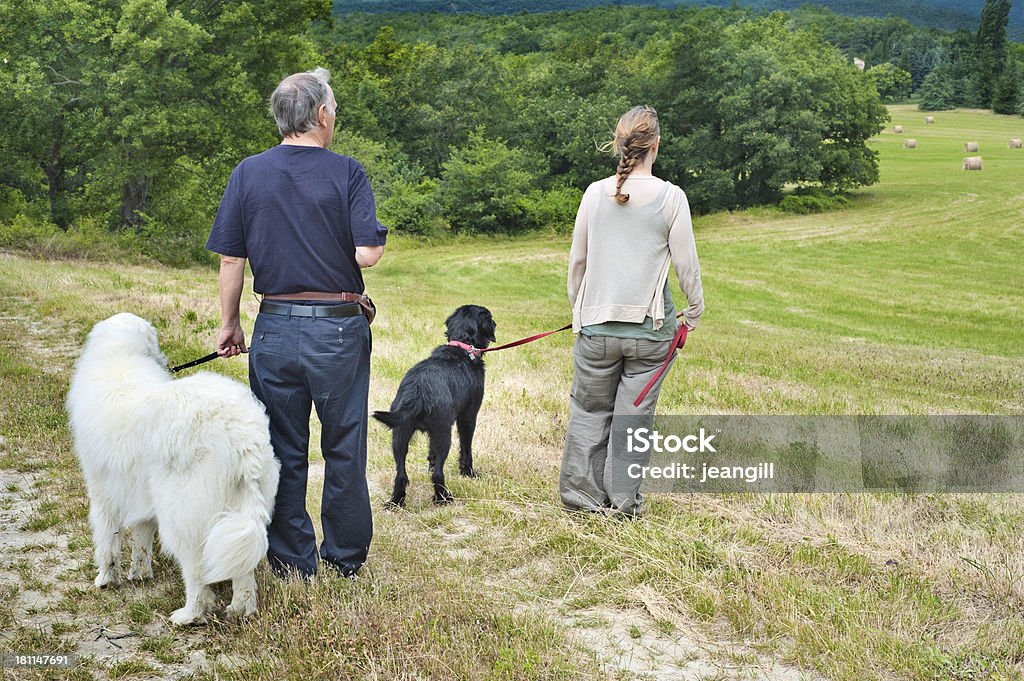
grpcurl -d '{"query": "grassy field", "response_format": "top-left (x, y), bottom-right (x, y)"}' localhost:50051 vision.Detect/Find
top-left (1, 104), bottom-right (1023, 680)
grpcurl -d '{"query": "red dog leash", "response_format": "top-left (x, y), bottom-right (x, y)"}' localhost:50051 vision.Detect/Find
top-left (447, 323), bottom-right (573, 359)
top-left (447, 314), bottom-right (690, 408)
top-left (632, 322), bottom-right (688, 407)
top-left (482, 323), bottom-right (573, 353)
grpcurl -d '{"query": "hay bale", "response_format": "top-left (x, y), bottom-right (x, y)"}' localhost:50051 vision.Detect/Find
top-left (963, 156), bottom-right (983, 170)
top-left (925, 116), bottom-right (934, 124)
top-left (1009, 138), bottom-right (1023, 149)
top-left (893, 125), bottom-right (904, 134)
top-left (964, 142), bottom-right (979, 152)
top-left (903, 139), bottom-right (917, 148)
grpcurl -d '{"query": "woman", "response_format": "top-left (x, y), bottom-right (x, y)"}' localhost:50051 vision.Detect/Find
top-left (560, 105), bottom-right (704, 518)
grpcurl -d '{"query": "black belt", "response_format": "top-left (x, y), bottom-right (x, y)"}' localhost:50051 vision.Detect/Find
top-left (259, 300), bottom-right (361, 318)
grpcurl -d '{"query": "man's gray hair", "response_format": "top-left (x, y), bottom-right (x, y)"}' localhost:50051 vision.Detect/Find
top-left (270, 68), bottom-right (333, 138)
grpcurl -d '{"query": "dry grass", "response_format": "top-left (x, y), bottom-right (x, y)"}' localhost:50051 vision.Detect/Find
top-left (2, 105), bottom-right (1024, 680)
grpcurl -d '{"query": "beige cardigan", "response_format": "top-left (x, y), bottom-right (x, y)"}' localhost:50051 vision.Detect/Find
top-left (568, 176), bottom-right (704, 332)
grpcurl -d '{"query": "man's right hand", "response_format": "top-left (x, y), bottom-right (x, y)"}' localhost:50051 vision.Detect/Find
top-left (216, 254), bottom-right (248, 357)
top-left (216, 323), bottom-right (248, 357)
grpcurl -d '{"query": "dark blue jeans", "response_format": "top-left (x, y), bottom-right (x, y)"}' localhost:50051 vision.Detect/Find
top-left (248, 308), bottom-right (372, 578)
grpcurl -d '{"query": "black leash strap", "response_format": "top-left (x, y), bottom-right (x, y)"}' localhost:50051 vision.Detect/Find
top-left (169, 351), bottom-right (221, 374)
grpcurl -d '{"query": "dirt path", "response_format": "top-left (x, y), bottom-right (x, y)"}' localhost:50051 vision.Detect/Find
top-left (2, 305), bottom-right (824, 680)
top-left (0, 312), bottom-right (212, 680)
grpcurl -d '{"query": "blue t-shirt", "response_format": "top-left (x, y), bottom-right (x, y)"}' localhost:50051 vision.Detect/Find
top-left (206, 145), bottom-right (388, 295)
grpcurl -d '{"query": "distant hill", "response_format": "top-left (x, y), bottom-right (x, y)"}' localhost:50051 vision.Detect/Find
top-left (333, 0), bottom-right (1024, 38)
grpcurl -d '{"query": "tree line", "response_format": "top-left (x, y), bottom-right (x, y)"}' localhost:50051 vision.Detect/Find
top-left (336, 0), bottom-right (1024, 39)
top-left (1, 1), bottom-right (903, 262)
top-left (787, 1), bottom-right (1022, 113)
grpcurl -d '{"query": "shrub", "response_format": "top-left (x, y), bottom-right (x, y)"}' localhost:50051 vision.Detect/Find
top-left (0, 187), bottom-right (27, 223)
top-left (439, 131), bottom-right (544, 234)
top-left (779, 188), bottom-right (849, 214)
top-left (0, 213), bottom-right (143, 261)
top-left (379, 177), bottom-right (448, 236)
top-left (136, 159), bottom-right (225, 266)
top-left (0, 213), bottom-right (60, 249)
top-left (520, 186), bottom-right (582, 234)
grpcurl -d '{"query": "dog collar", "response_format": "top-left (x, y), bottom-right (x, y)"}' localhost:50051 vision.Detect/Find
top-left (446, 340), bottom-right (482, 359)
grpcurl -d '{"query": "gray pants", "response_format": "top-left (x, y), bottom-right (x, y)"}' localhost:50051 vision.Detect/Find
top-left (560, 334), bottom-right (675, 516)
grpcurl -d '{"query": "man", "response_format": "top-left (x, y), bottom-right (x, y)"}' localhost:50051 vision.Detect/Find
top-left (206, 68), bottom-right (387, 579)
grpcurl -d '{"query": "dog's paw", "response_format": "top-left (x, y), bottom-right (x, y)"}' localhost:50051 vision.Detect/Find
top-left (459, 467), bottom-right (479, 478)
top-left (225, 603), bottom-right (255, 620)
top-left (432, 488), bottom-right (454, 505)
top-left (197, 588), bottom-right (217, 615)
top-left (169, 607), bottom-right (207, 626)
top-left (225, 597), bottom-right (256, 620)
top-left (94, 572), bottom-right (121, 589)
top-left (127, 566), bottom-right (153, 581)
top-left (383, 498), bottom-right (405, 511)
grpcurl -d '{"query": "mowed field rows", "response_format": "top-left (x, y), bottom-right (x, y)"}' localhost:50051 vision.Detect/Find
top-left (1, 105), bottom-right (1023, 680)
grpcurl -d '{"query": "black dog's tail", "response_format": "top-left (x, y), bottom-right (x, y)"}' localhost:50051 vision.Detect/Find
top-left (373, 410), bottom-right (400, 429)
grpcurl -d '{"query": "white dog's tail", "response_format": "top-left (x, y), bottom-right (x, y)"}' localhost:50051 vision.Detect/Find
top-left (201, 509), bottom-right (269, 584)
top-left (201, 441), bottom-right (278, 584)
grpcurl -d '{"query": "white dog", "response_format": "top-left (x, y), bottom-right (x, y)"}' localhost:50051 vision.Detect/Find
top-left (66, 313), bottom-right (280, 625)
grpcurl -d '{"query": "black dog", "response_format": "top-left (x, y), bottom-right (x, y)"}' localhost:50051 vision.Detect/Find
top-left (373, 305), bottom-right (496, 507)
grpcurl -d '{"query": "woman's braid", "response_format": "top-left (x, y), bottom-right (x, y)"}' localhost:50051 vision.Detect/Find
top-left (609, 106), bottom-right (660, 206)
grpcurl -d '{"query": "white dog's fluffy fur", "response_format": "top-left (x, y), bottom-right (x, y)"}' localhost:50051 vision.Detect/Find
top-left (67, 313), bottom-right (280, 625)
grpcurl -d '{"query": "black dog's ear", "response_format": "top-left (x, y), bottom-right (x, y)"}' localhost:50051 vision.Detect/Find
top-left (443, 309), bottom-right (456, 341)
top-left (470, 308), bottom-right (495, 348)
top-left (445, 307), bottom-right (478, 345)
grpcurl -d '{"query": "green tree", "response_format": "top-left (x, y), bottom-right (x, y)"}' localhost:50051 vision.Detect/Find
top-left (918, 64), bottom-right (959, 110)
top-left (889, 32), bottom-right (944, 91)
top-left (974, 0), bottom-right (1011, 108)
top-left (992, 63), bottom-right (1020, 114)
top-left (439, 131), bottom-right (544, 233)
top-left (338, 29), bottom-right (515, 176)
top-left (501, 49), bottom-right (631, 190)
top-left (0, 0), bottom-right (329, 252)
top-left (655, 13), bottom-right (886, 211)
top-left (0, 0), bottom-right (104, 228)
top-left (867, 62), bottom-right (913, 102)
